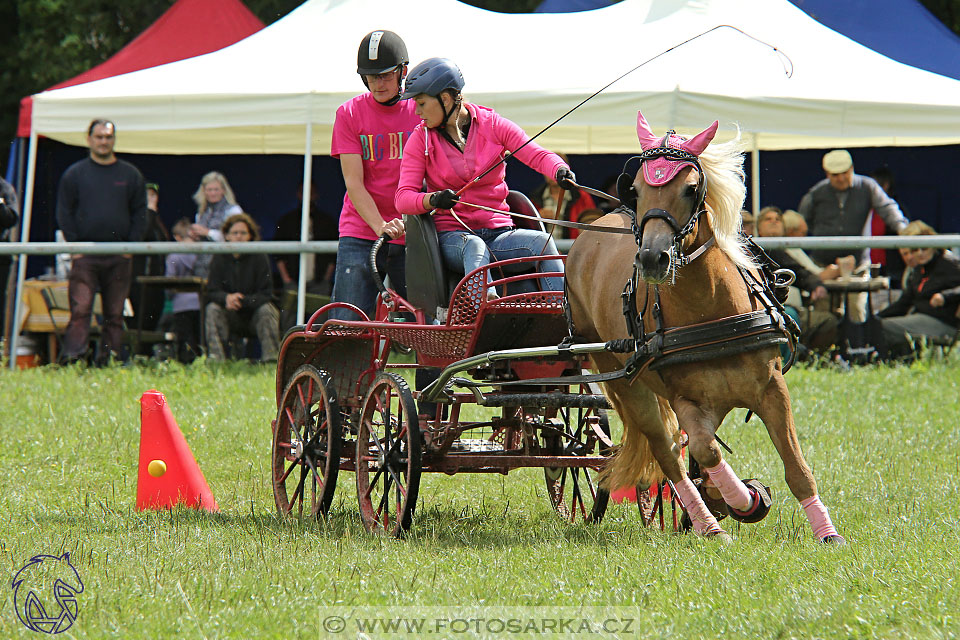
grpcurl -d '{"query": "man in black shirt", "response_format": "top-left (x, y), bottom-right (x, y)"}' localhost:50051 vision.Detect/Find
top-left (56, 119), bottom-right (147, 363)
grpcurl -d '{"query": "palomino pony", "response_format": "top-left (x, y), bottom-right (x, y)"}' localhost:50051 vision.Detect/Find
top-left (565, 112), bottom-right (843, 543)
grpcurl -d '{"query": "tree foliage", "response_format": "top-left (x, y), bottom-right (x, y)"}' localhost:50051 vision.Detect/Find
top-left (921, 0), bottom-right (960, 34)
top-left (0, 0), bottom-right (304, 165)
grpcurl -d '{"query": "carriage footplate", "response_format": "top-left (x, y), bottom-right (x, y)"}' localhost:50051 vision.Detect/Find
top-left (727, 479), bottom-right (773, 523)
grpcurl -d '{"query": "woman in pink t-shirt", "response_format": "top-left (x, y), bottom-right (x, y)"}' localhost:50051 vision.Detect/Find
top-left (329, 30), bottom-right (422, 320)
top-left (395, 58), bottom-right (577, 295)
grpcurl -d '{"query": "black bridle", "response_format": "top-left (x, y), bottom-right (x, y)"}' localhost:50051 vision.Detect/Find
top-left (616, 133), bottom-right (711, 280)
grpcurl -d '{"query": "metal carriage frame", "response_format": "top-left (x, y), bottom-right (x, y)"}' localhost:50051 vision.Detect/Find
top-left (270, 254), bottom-right (621, 536)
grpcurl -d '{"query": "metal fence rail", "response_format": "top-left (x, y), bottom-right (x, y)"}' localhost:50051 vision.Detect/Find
top-left (2, 235), bottom-right (960, 256)
top-left (5, 235), bottom-right (960, 369)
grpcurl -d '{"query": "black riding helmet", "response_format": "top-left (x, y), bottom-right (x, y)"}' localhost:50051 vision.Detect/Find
top-left (357, 30), bottom-right (409, 104)
top-left (401, 58), bottom-right (466, 130)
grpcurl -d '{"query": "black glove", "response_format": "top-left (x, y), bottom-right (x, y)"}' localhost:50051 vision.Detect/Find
top-left (555, 167), bottom-right (580, 195)
top-left (429, 189), bottom-right (460, 209)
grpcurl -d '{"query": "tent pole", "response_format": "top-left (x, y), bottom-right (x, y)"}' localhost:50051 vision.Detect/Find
top-left (9, 130), bottom-right (38, 370)
top-left (750, 133), bottom-right (760, 215)
top-left (297, 119), bottom-right (313, 325)
top-left (2, 138), bottom-right (24, 348)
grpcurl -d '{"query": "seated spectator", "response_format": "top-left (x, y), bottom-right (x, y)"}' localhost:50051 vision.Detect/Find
top-left (204, 213), bottom-right (279, 362)
top-left (740, 209), bottom-right (754, 236)
top-left (166, 218), bottom-right (202, 363)
top-left (877, 221), bottom-right (960, 359)
top-left (529, 153), bottom-right (597, 240)
top-left (781, 208), bottom-right (841, 281)
top-left (781, 208), bottom-right (808, 238)
top-left (760, 207), bottom-right (840, 280)
top-left (756, 206), bottom-right (838, 353)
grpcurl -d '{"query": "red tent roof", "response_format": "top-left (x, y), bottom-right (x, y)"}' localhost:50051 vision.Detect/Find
top-left (18, 0), bottom-right (264, 136)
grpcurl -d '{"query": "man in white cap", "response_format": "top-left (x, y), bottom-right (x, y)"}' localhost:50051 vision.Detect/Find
top-left (798, 149), bottom-right (908, 268)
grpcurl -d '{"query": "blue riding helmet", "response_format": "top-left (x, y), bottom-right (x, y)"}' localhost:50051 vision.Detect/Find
top-left (401, 58), bottom-right (465, 99)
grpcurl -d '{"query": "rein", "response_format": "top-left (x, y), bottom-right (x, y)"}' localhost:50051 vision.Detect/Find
top-left (465, 25), bottom-right (792, 188)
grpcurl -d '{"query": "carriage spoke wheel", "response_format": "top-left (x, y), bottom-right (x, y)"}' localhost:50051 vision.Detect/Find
top-left (543, 389), bottom-right (612, 524)
top-left (355, 372), bottom-right (422, 537)
top-left (272, 365), bottom-right (342, 519)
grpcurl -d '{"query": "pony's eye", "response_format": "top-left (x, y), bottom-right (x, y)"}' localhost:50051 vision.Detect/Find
top-left (684, 184), bottom-right (698, 199)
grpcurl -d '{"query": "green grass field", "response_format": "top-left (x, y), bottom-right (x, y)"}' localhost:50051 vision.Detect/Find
top-left (1, 357), bottom-right (959, 638)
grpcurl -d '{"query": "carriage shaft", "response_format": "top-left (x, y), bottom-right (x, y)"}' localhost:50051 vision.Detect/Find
top-left (419, 341), bottom-right (610, 402)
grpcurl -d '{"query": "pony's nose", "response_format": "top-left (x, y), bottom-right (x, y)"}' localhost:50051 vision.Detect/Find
top-left (638, 247), bottom-right (671, 279)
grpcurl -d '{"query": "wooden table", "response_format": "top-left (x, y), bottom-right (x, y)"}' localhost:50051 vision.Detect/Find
top-left (822, 276), bottom-right (890, 321)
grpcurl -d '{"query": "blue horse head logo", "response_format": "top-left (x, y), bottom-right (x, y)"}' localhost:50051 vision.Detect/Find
top-left (12, 553), bottom-right (85, 634)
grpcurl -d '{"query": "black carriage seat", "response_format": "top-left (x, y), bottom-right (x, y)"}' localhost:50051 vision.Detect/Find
top-left (404, 191), bottom-right (548, 322)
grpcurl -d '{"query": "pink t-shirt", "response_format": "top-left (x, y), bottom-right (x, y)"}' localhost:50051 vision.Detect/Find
top-left (395, 103), bottom-right (566, 233)
top-left (331, 93), bottom-right (421, 242)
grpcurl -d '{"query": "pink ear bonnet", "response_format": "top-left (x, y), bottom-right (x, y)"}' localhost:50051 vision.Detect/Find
top-left (636, 111), bottom-right (718, 186)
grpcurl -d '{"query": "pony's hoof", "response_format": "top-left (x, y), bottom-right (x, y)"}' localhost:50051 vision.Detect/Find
top-left (705, 530), bottom-right (733, 545)
top-left (728, 479), bottom-right (772, 524)
top-left (821, 534), bottom-right (846, 545)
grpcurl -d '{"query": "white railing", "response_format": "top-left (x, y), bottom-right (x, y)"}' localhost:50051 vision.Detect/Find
top-left (5, 235), bottom-right (960, 369)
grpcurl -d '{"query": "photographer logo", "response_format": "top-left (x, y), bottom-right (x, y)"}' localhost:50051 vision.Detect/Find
top-left (12, 553), bottom-right (84, 634)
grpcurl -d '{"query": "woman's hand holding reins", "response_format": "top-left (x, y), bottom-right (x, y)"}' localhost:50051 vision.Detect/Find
top-left (430, 189), bottom-right (460, 210)
top-left (555, 167), bottom-right (580, 195)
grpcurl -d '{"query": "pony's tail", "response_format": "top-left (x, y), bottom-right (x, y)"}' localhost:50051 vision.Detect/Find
top-left (599, 394), bottom-right (681, 490)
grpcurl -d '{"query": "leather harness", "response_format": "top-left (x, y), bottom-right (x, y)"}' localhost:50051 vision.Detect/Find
top-left (553, 135), bottom-right (801, 387)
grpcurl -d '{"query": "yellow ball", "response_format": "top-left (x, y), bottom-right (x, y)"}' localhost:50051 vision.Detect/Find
top-left (147, 459), bottom-right (167, 477)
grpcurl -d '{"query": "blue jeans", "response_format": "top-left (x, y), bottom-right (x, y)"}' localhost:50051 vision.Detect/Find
top-left (330, 236), bottom-right (407, 320)
top-left (436, 227), bottom-right (564, 291)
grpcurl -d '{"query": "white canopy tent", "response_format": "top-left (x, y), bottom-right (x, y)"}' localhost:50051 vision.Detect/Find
top-left (27, 0), bottom-right (960, 155)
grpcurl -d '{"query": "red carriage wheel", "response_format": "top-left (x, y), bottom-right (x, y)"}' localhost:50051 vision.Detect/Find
top-left (543, 392), bottom-right (612, 524)
top-left (272, 365), bottom-right (342, 519)
top-left (355, 372), bottom-right (422, 536)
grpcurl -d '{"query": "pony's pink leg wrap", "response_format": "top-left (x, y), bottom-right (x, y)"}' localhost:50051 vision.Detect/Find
top-left (800, 495), bottom-right (840, 540)
top-left (675, 477), bottom-right (725, 536)
top-left (704, 460), bottom-right (752, 512)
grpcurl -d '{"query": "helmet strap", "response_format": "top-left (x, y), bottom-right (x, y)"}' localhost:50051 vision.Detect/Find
top-left (439, 92), bottom-right (462, 130)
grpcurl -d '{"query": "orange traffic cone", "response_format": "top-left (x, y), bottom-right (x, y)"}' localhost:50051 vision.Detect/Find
top-left (136, 390), bottom-right (219, 512)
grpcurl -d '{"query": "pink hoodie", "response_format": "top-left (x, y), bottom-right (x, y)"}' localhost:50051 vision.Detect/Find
top-left (395, 103), bottom-right (567, 233)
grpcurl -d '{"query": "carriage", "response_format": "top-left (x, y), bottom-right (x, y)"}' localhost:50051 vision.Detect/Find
top-left (270, 192), bottom-right (624, 536)
top-left (269, 111), bottom-right (844, 543)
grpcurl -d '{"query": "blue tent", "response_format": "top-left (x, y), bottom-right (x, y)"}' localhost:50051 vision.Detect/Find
top-left (535, 0), bottom-right (960, 79)
top-left (534, 0), bottom-right (613, 11)
top-left (789, 0), bottom-right (960, 80)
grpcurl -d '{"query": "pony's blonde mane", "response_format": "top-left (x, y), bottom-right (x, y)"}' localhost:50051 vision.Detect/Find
top-left (698, 130), bottom-right (755, 270)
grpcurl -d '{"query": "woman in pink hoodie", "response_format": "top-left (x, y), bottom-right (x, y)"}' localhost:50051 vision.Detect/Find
top-left (394, 58), bottom-right (577, 295)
